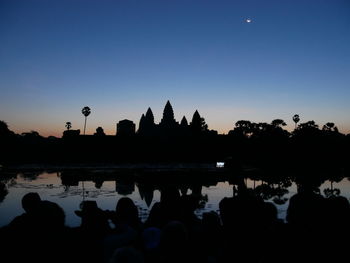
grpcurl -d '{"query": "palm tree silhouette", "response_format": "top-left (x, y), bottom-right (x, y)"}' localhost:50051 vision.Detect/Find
top-left (82, 106), bottom-right (91, 135)
top-left (65, 122), bottom-right (72, 130)
top-left (292, 114), bottom-right (300, 129)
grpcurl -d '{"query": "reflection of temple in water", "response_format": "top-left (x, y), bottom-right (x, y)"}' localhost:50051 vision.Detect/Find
top-left (57, 167), bottom-right (303, 208)
top-left (58, 169), bottom-right (221, 207)
top-left (137, 183), bottom-right (155, 207)
top-left (5, 167), bottom-right (342, 210)
top-left (115, 180), bottom-right (135, 196)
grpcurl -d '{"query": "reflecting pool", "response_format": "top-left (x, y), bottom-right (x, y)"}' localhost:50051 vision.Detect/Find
top-left (1, 168), bottom-right (350, 227)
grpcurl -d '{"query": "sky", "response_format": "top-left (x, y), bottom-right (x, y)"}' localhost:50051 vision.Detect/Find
top-left (1, 0), bottom-right (349, 137)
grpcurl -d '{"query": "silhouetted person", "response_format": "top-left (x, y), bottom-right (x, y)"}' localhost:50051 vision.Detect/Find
top-left (75, 200), bottom-right (112, 263)
top-left (30, 200), bottom-right (66, 234)
top-left (159, 221), bottom-right (191, 263)
top-left (319, 195), bottom-right (350, 263)
top-left (8, 192), bottom-right (41, 229)
top-left (261, 201), bottom-right (280, 227)
top-left (286, 184), bottom-right (325, 227)
top-left (75, 200), bottom-right (111, 234)
top-left (324, 195), bottom-right (350, 227)
top-left (3, 199), bottom-right (78, 263)
top-left (30, 200), bottom-right (73, 263)
top-left (259, 202), bottom-right (287, 263)
top-left (144, 201), bottom-right (163, 229)
top-left (22, 192), bottom-right (41, 212)
top-left (201, 211), bottom-right (224, 262)
top-left (109, 246), bottom-right (144, 263)
top-left (219, 190), bottom-right (267, 263)
top-left (179, 194), bottom-right (201, 229)
top-left (159, 186), bottom-right (182, 224)
top-left (285, 184), bottom-right (326, 263)
top-left (104, 198), bottom-right (141, 262)
top-left (112, 197), bottom-right (142, 231)
top-left (141, 226), bottom-right (162, 263)
top-left (145, 186), bottom-right (182, 229)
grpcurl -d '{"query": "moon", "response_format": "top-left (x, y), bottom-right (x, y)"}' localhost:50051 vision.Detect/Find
top-left (245, 18), bottom-right (252, 23)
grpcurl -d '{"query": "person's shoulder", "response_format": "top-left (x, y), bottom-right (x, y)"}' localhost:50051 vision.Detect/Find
top-left (9, 213), bottom-right (29, 227)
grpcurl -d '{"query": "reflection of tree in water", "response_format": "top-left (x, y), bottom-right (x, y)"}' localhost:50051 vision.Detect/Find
top-left (323, 169), bottom-right (344, 198)
top-left (0, 172), bottom-right (18, 203)
top-left (324, 187), bottom-right (340, 198)
top-left (248, 172), bottom-right (292, 205)
top-left (272, 188), bottom-right (289, 205)
top-left (253, 181), bottom-right (291, 205)
top-left (197, 194), bottom-right (208, 209)
top-left (93, 178), bottom-right (104, 189)
top-left (18, 171), bottom-right (41, 180)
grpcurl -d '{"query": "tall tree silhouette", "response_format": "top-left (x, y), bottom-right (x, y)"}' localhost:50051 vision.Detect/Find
top-left (293, 120), bottom-right (321, 138)
top-left (271, 119), bottom-right (287, 128)
top-left (81, 106), bottom-right (91, 135)
top-left (94, 127), bottom-right (105, 136)
top-left (322, 122), bottom-right (338, 133)
top-left (234, 120), bottom-right (253, 137)
top-left (65, 122), bottom-right (72, 130)
top-left (292, 114), bottom-right (300, 129)
top-left (0, 120), bottom-right (15, 137)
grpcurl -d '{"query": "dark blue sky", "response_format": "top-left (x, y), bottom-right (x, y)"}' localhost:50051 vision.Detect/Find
top-left (1, 0), bottom-right (349, 136)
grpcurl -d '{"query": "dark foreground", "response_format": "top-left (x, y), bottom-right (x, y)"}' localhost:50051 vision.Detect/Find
top-left (1, 172), bottom-right (349, 263)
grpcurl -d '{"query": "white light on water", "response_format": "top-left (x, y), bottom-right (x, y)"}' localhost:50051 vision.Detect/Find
top-left (216, 162), bottom-right (225, 168)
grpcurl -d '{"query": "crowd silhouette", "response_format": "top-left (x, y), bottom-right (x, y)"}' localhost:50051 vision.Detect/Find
top-left (1, 174), bottom-right (350, 263)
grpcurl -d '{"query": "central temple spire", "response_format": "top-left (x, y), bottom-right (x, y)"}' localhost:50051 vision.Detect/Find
top-left (160, 100), bottom-right (176, 127)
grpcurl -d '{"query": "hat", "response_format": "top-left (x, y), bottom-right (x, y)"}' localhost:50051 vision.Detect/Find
top-left (75, 200), bottom-right (100, 217)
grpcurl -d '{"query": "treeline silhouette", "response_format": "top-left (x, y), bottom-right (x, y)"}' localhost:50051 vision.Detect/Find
top-left (1, 175), bottom-right (349, 263)
top-left (1, 115), bottom-right (349, 172)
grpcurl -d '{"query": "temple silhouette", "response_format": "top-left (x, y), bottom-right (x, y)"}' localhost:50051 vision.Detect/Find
top-left (0, 101), bottom-right (349, 168)
top-left (117, 100), bottom-right (216, 137)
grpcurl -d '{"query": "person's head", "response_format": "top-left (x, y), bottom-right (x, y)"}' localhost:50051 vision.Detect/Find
top-left (75, 200), bottom-right (99, 217)
top-left (22, 192), bottom-right (41, 213)
top-left (286, 191), bottom-right (325, 226)
top-left (32, 200), bottom-right (66, 230)
top-left (219, 197), bottom-right (233, 226)
top-left (75, 200), bottom-right (110, 231)
top-left (325, 195), bottom-right (350, 224)
top-left (115, 197), bottom-right (139, 226)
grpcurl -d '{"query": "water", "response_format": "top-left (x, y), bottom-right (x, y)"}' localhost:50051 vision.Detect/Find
top-left (1, 169), bottom-right (350, 228)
